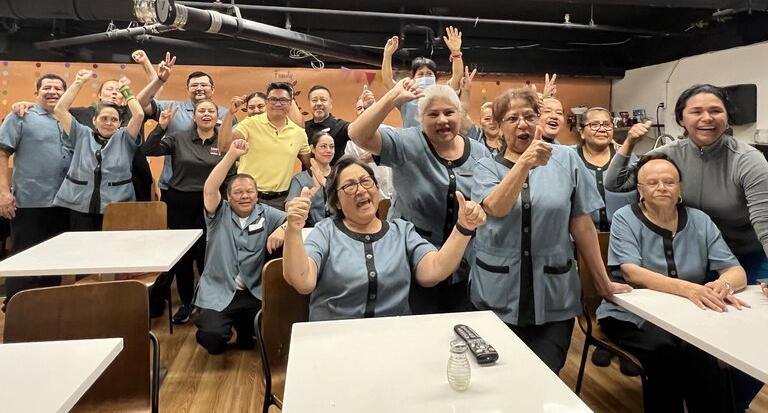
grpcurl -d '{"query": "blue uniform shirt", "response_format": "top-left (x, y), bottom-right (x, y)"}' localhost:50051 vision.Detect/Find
top-left (0, 104), bottom-right (72, 208)
top-left (305, 218), bottom-right (437, 321)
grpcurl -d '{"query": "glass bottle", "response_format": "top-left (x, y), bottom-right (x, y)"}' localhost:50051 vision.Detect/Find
top-left (446, 339), bottom-right (471, 391)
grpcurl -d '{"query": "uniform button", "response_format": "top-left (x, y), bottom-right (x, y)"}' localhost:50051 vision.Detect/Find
top-left (598, 180), bottom-right (603, 184)
top-left (597, 167), bottom-right (602, 171)
top-left (369, 271), bottom-right (376, 277)
top-left (366, 254), bottom-right (373, 259)
top-left (365, 235), bottom-right (371, 241)
top-left (666, 250), bottom-right (672, 256)
top-left (450, 174), bottom-right (455, 179)
top-left (670, 270), bottom-right (677, 276)
top-left (523, 204), bottom-right (530, 209)
top-left (448, 208), bottom-right (453, 213)
top-left (522, 183), bottom-right (528, 189)
top-left (449, 193), bottom-right (455, 199)
top-left (524, 227), bottom-right (529, 233)
top-left (447, 161), bottom-right (453, 166)
top-left (524, 251), bottom-right (530, 256)
top-left (369, 294), bottom-right (376, 300)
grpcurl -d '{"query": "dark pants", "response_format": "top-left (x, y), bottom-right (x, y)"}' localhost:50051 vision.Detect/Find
top-left (195, 289), bottom-right (262, 355)
top-left (601, 316), bottom-right (734, 413)
top-left (409, 262), bottom-right (472, 314)
top-left (68, 210), bottom-right (103, 232)
top-left (3, 207), bottom-right (69, 310)
top-left (132, 151), bottom-right (154, 202)
top-left (162, 188), bottom-right (205, 304)
top-left (506, 318), bottom-right (574, 374)
top-left (258, 193), bottom-right (287, 211)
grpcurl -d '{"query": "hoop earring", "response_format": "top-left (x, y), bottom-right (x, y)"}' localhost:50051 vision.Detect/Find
top-left (678, 196), bottom-right (683, 204)
top-left (639, 197), bottom-right (645, 205)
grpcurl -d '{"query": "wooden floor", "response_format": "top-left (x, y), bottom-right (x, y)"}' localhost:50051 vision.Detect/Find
top-left (0, 301), bottom-right (766, 413)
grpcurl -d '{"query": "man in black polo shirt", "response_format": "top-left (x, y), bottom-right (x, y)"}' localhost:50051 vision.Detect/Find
top-left (304, 85), bottom-right (351, 165)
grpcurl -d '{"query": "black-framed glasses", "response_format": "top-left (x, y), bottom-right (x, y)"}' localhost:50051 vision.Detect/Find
top-left (586, 121), bottom-right (613, 131)
top-left (267, 97), bottom-right (291, 105)
top-left (503, 113), bottom-right (539, 125)
top-left (337, 176), bottom-right (376, 195)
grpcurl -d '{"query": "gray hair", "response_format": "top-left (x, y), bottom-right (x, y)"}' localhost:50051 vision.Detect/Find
top-left (417, 84), bottom-right (463, 120)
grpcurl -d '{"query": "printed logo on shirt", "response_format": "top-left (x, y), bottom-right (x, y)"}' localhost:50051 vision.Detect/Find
top-left (248, 216), bottom-right (265, 234)
top-left (210, 147), bottom-right (221, 156)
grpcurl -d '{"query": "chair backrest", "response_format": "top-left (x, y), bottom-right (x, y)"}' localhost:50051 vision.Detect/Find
top-left (4, 281), bottom-right (152, 409)
top-left (377, 198), bottom-right (391, 220)
top-left (102, 201), bottom-right (167, 231)
top-left (260, 258), bottom-right (310, 400)
top-left (578, 231), bottom-right (611, 318)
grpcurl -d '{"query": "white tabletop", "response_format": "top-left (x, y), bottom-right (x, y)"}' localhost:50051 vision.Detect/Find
top-left (0, 229), bottom-right (202, 276)
top-left (611, 285), bottom-right (768, 382)
top-left (282, 311), bottom-right (592, 413)
top-left (0, 338), bottom-right (123, 413)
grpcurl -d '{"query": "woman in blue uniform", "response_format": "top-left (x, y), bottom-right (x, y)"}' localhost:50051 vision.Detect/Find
top-left (282, 157), bottom-right (486, 321)
top-left (52, 69), bottom-right (144, 231)
top-left (347, 79), bottom-right (490, 314)
top-left (470, 87), bottom-right (631, 374)
top-left (285, 131), bottom-right (335, 227)
top-left (598, 153), bottom-right (747, 413)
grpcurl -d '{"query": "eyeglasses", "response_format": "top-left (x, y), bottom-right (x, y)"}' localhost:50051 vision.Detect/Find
top-left (503, 113), bottom-right (539, 125)
top-left (337, 176), bottom-right (376, 195)
top-left (267, 97), bottom-right (292, 106)
top-left (586, 121), bottom-right (614, 131)
top-left (637, 180), bottom-right (679, 189)
top-left (188, 83), bottom-right (212, 90)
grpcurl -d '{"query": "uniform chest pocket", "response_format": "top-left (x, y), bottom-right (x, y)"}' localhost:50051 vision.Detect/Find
top-left (543, 259), bottom-right (573, 275)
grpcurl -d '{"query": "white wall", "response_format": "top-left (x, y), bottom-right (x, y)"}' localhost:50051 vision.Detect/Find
top-left (612, 41), bottom-right (768, 144)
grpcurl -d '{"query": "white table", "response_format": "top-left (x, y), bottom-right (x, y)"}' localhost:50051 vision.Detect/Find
top-left (611, 285), bottom-right (768, 382)
top-left (282, 311), bottom-right (592, 413)
top-left (0, 337), bottom-right (123, 413)
top-left (0, 229), bottom-right (202, 276)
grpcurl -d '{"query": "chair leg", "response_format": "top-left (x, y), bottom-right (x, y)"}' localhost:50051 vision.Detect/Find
top-left (150, 331), bottom-right (161, 413)
top-left (167, 281), bottom-right (173, 334)
top-left (575, 339), bottom-right (591, 395)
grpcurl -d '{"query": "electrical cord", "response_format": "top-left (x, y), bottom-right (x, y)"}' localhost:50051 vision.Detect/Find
top-left (289, 48), bottom-right (324, 69)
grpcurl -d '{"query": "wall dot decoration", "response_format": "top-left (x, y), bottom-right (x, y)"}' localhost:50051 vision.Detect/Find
top-left (91, 83), bottom-right (98, 89)
top-left (2, 71), bottom-right (8, 76)
top-left (35, 63), bottom-right (41, 68)
top-left (1, 100), bottom-right (6, 105)
top-left (120, 64), bottom-right (126, 70)
top-left (33, 72), bottom-right (40, 77)
top-left (1, 80), bottom-right (6, 86)
top-left (92, 63), bottom-right (99, 69)
top-left (64, 63), bottom-right (71, 68)
top-left (2, 62), bottom-right (8, 66)
top-left (63, 73), bottom-right (70, 78)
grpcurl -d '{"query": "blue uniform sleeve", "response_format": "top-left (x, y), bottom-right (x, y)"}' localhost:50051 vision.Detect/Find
top-left (286, 172), bottom-right (308, 204)
top-left (608, 206), bottom-right (643, 267)
top-left (204, 199), bottom-right (228, 224)
top-left (304, 222), bottom-right (331, 280)
top-left (67, 118), bottom-right (92, 145)
top-left (472, 157), bottom-right (503, 205)
top-left (465, 125), bottom-right (483, 142)
top-left (264, 205), bottom-right (288, 233)
top-left (0, 112), bottom-right (23, 153)
top-left (401, 220), bottom-right (438, 271)
top-left (378, 126), bottom-right (414, 168)
top-left (567, 150), bottom-right (605, 217)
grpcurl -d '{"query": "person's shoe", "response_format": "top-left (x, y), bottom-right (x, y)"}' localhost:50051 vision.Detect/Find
top-left (619, 358), bottom-right (642, 377)
top-left (591, 347), bottom-right (613, 367)
top-left (172, 302), bottom-right (193, 324)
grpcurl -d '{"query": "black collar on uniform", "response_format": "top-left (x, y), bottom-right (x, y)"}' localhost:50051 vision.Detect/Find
top-left (333, 218), bottom-right (389, 242)
top-left (576, 143), bottom-right (615, 170)
top-left (493, 152), bottom-right (515, 169)
top-left (630, 203), bottom-right (689, 237)
top-left (422, 132), bottom-right (471, 167)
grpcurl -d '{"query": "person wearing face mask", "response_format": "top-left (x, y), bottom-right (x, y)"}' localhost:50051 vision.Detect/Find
top-left (304, 85), bottom-right (352, 165)
top-left (381, 26), bottom-right (464, 128)
top-left (605, 84), bottom-right (768, 410)
top-left (285, 131), bottom-right (335, 227)
top-left (51, 69), bottom-right (146, 231)
top-left (0, 73), bottom-right (72, 310)
top-left (142, 99), bottom-right (236, 324)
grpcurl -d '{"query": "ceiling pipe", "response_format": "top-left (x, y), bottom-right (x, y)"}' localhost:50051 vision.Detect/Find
top-left (34, 24), bottom-right (176, 50)
top-left (0, 0), bottom-right (176, 23)
top-left (178, 1), bottom-right (674, 37)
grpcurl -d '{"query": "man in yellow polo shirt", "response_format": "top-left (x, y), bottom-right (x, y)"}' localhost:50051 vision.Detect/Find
top-left (220, 82), bottom-right (310, 210)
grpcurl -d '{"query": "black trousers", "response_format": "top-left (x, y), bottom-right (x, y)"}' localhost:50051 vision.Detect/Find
top-left (600, 316), bottom-right (734, 413)
top-left (160, 188), bottom-right (206, 304)
top-left (409, 259), bottom-right (472, 315)
top-left (131, 151), bottom-right (153, 202)
top-left (507, 318), bottom-right (575, 374)
top-left (3, 207), bottom-right (69, 310)
top-left (195, 289), bottom-right (262, 355)
top-left (68, 210), bottom-right (103, 232)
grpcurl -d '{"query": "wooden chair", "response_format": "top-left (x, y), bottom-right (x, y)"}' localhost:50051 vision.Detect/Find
top-left (4, 280), bottom-right (161, 413)
top-left (255, 258), bottom-right (310, 413)
top-left (85, 201), bottom-right (174, 333)
top-left (377, 198), bottom-right (391, 220)
top-left (575, 231), bottom-right (645, 395)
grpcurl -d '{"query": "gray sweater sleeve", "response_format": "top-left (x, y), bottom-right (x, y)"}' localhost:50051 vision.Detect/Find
top-left (604, 152), bottom-right (639, 192)
top-left (737, 150), bottom-right (768, 257)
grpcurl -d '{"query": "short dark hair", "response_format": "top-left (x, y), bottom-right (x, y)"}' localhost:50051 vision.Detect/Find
top-left (187, 71), bottom-right (213, 87)
top-left (674, 84), bottom-right (734, 128)
top-left (266, 82), bottom-right (294, 99)
top-left (325, 156), bottom-right (378, 219)
top-left (581, 106), bottom-right (612, 130)
top-left (245, 91), bottom-right (267, 102)
top-left (36, 73), bottom-right (67, 91)
top-left (308, 85), bottom-right (332, 99)
top-left (491, 88), bottom-right (540, 125)
top-left (98, 79), bottom-right (120, 95)
top-left (227, 173), bottom-right (257, 196)
top-left (310, 130), bottom-right (332, 147)
top-left (411, 57), bottom-right (437, 78)
top-left (94, 101), bottom-right (121, 118)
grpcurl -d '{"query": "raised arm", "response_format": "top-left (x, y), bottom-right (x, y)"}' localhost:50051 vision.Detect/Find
top-left (118, 77), bottom-right (145, 138)
top-left (141, 103), bottom-right (178, 156)
top-left (282, 187), bottom-right (318, 294)
top-left (443, 26), bottom-right (464, 91)
top-left (415, 192), bottom-right (486, 286)
top-left (347, 77), bottom-right (423, 155)
top-left (53, 69), bottom-right (91, 136)
top-left (288, 98), bottom-right (304, 126)
top-left (135, 52), bottom-right (175, 115)
top-left (570, 214), bottom-right (632, 297)
top-left (381, 36), bottom-right (399, 90)
top-left (604, 120), bottom-right (652, 191)
top-left (204, 139), bottom-right (247, 214)
top-left (458, 66), bottom-right (477, 136)
top-left (218, 95), bottom-right (246, 152)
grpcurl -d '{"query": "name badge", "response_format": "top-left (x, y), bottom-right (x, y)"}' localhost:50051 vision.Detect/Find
top-left (248, 217), bottom-right (265, 234)
top-left (209, 147), bottom-right (221, 156)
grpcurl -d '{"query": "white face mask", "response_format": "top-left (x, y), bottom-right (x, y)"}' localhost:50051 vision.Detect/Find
top-left (415, 76), bottom-right (436, 90)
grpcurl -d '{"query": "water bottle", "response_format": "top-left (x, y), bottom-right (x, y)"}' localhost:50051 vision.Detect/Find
top-left (446, 339), bottom-right (471, 391)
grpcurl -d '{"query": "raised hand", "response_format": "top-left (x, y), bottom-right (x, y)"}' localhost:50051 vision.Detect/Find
top-left (157, 52), bottom-right (176, 82)
top-left (359, 85), bottom-right (376, 109)
top-left (456, 191), bottom-right (486, 231)
top-left (626, 120), bottom-right (653, 144)
top-left (391, 77), bottom-right (425, 106)
top-left (383, 36), bottom-right (399, 56)
top-left (11, 101), bottom-right (33, 117)
top-left (518, 125), bottom-right (553, 168)
top-left (443, 26), bottom-right (462, 53)
top-left (158, 103), bottom-right (179, 129)
top-left (75, 69), bottom-right (92, 83)
top-left (131, 50), bottom-right (149, 65)
top-left (230, 95), bottom-right (246, 114)
top-left (229, 139), bottom-right (249, 157)
top-left (459, 66), bottom-right (477, 93)
top-left (285, 186), bottom-right (312, 231)
top-left (543, 73), bottom-right (557, 98)
top-left (308, 158), bottom-right (327, 194)
top-left (117, 76), bottom-right (131, 89)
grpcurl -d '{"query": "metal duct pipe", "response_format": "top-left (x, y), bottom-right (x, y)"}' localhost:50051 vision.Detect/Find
top-left (35, 24), bottom-right (175, 50)
top-left (0, 0), bottom-right (177, 24)
top-left (169, 4), bottom-right (383, 66)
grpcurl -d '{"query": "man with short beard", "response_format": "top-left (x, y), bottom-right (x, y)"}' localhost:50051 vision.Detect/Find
top-left (304, 85), bottom-right (352, 165)
top-left (0, 74), bottom-right (72, 309)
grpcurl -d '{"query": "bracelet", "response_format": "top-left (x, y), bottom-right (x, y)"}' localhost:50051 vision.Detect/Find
top-left (449, 52), bottom-right (463, 62)
top-left (455, 222), bottom-right (475, 237)
top-left (124, 96), bottom-right (136, 104)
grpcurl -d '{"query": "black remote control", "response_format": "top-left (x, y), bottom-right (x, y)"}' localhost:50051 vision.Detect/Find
top-left (454, 324), bottom-right (499, 364)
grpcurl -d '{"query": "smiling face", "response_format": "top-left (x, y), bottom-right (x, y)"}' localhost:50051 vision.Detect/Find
top-left (266, 88), bottom-right (292, 121)
top-left (309, 88), bottom-right (332, 122)
top-left (335, 164), bottom-right (379, 225)
top-left (420, 96), bottom-right (461, 145)
top-left (36, 78), bottom-right (65, 111)
top-left (539, 98), bottom-right (564, 138)
top-left (637, 159), bottom-right (681, 211)
top-left (246, 95), bottom-right (266, 116)
top-left (93, 106), bottom-right (120, 138)
top-left (187, 75), bottom-right (214, 103)
top-left (581, 109), bottom-right (614, 151)
top-left (227, 176), bottom-right (258, 218)
top-left (480, 105), bottom-right (499, 139)
top-left (312, 134), bottom-right (335, 166)
top-left (501, 98), bottom-right (539, 156)
top-left (98, 80), bottom-right (123, 105)
top-left (193, 101), bottom-right (218, 131)
top-left (680, 93), bottom-right (728, 147)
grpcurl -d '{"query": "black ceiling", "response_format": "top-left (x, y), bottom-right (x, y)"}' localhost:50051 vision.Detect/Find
top-left (1, 0), bottom-right (767, 78)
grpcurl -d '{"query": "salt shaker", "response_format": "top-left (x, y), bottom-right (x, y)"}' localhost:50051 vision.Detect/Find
top-left (446, 339), bottom-right (471, 391)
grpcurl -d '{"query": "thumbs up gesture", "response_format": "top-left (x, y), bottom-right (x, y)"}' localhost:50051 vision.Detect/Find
top-left (518, 125), bottom-right (552, 169)
top-left (285, 186), bottom-right (313, 230)
top-left (456, 191), bottom-right (486, 232)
